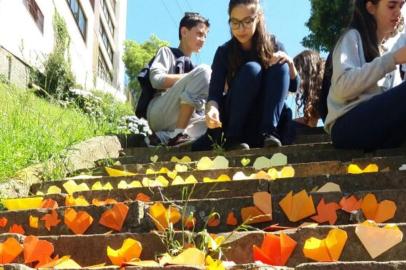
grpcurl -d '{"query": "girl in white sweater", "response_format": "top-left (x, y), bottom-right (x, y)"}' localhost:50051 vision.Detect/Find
top-left (326, 0), bottom-right (406, 150)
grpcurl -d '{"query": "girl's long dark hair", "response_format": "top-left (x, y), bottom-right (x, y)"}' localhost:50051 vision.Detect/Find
top-left (349, 0), bottom-right (380, 62)
top-left (293, 50), bottom-right (324, 123)
top-left (227, 0), bottom-right (275, 82)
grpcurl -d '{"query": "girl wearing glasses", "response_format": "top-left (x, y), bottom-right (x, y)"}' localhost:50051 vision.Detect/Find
top-left (192, 0), bottom-right (299, 151)
top-left (325, 0), bottom-right (406, 150)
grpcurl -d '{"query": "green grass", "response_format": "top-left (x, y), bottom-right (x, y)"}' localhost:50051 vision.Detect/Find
top-left (0, 83), bottom-right (130, 181)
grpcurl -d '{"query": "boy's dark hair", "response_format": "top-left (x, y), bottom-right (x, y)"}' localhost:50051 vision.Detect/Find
top-left (178, 12), bottom-right (210, 40)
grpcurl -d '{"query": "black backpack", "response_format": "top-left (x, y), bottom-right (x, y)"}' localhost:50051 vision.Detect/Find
top-left (135, 47), bottom-right (194, 119)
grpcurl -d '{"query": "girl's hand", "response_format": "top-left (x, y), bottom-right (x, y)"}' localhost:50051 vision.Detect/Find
top-left (271, 51), bottom-right (298, 79)
top-left (394, 46), bottom-right (406, 64)
top-left (205, 104), bottom-right (222, 129)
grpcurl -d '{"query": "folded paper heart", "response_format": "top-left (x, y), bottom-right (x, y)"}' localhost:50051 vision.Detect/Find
top-left (0, 217), bottom-right (7, 228)
top-left (63, 180), bottom-right (90, 195)
top-left (232, 171), bottom-right (254, 181)
top-left (65, 195), bottom-right (90, 207)
top-left (316, 182), bottom-right (341, 193)
top-left (2, 197), bottom-right (44, 211)
top-left (253, 232), bottom-right (297, 266)
top-left (148, 202), bottom-right (181, 231)
top-left (40, 199), bottom-right (58, 209)
top-left (47, 185), bottom-right (62, 195)
top-left (92, 198), bottom-right (118, 206)
top-left (226, 212), bottom-right (238, 226)
top-left (241, 158), bottom-right (251, 167)
top-left (174, 164), bottom-right (188, 172)
top-left (203, 174), bottom-right (231, 183)
top-left (267, 166), bottom-right (295, 180)
top-left (64, 208), bottom-right (93, 235)
top-left (270, 153), bottom-right (288, 167)
top-left (105, 167), bottom-right (136, 177)
top-left (172, 175), bottom-right (198, 185)
top-left (150, 155), bottom-right (159, 163)
top-left (361, 193), bottom-right (396, 223)
top-left (311, 199), bottom-right (341, 225)
top-left (135, 193), bottom-right (151, 202)
top-left (170, 156), bottom-right (192, 163)
top-left (166, 170), bottom-right (178, 180)
top-left (197, 156), bottom-right (229, 170)
top-left (23, 235), bottom-right (55, 266)
top-left (39, 255), bottom-right (81, 269)
top-left (355, 221), bottom-right (403, 259)
top-left (9, 224), bottom-right (25, 235)
top-left (91, 181), bottom-right (114, 191)
top-left (241, 192), bottom-right (272, 224)
top-left (279, 190), bottom-right (316, 222)
top-left (117, 180), bottom-right (142, 189)
top-left (253, 157), bottom-right (272, 170)
top-left (164, 247), bottom-right (205, 266)
top-left (99, 202), bottom-right (129, 232)
top-left (347, 164), bottom-right (379, 174)
top-left (0, 237), bottom-right (23, 264)
top-left (303, 228), bottom-right (348, 262)
top-left (339, 195), bottom-right (362, 213)
top-left (107, 238), bottom-right (142, 266)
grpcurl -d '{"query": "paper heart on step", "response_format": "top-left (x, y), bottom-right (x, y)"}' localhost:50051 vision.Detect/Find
top-left (41, 210), bottom-right (61, 231)
top-left (148, 202), bottom-right (181, 231)
top-left (0, 237), bottom-right (23, 264)
top-left (241, 158), bottom-right (251, 167)
top-left (253, 157), bottom-right (272, 170)
top-left (196, 156), bottom-right (229, 170)
top-left (170, 156), bottom-right (192, 163)
top-left (361, 193), bottom-right (396, 223)
top-left (339, 195), bottom-right (362, 213)
top-left (279, 190), bottom-right (316, 222)
top-left (303, 228), bottom-right (348, 262)
top-left (117, 180), bottom-right (142, 189)
top-left (150, 155), bottom-right (159, 163)
top-left (316, 182), bottom-right (341, 193)
top-left (105, 167), bottom-right (136, 177)
top-left (270, 153), bottom-right (288, 167)
top-left (2, 197), bottom-right (44, 211)
top-left (65, 195), bottom-right (89, 207)
top-left (64, 208), bottom-right (93, 235)
top-left (203, 174), bottom-right (231, 183)
top-left (62, 180), bottom-right (89, 195)
top-left (107, 238), bottom-right (142, 266)
top-left (23, 235), bottom-right (54, 266)
top-left (47, 186), bottom-right (62, 195)
top-left (174, 164), bottom-right (188, 172)
top-left (232, 171), bottom-right (253, 181)
top-left (241, 192), bottom-right (272, 224)
top-left (355, 221), bottom-right (403, 259)
top-left (253, 232), bottom-right (297, 266)
top-left (347, 163), bottom-right (379, 174)
top-left (267, 166), bottom-right (295, 180)
top-left (99, 202), bottom-right (129, 232)
top-left (91, 181), bottom-right (113, 191)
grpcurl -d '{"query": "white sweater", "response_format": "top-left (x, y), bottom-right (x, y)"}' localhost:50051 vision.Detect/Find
top-left (325, 29), bottom-right (399, 133)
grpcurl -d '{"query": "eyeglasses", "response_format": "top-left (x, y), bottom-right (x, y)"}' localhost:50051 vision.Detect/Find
top-left (228, 15), bottom-right (257, 30)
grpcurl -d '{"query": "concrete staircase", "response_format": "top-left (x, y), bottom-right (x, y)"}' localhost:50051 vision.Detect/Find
top-left (1, 129), bottom-right (406, 269)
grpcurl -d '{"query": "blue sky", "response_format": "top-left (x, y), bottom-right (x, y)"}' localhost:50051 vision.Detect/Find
top-left (126, 0), bottom-right (312, 65)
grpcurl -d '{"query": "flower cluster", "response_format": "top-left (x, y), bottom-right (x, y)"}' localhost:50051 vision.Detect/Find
top-left (119, 115), bottom-right (152, 137)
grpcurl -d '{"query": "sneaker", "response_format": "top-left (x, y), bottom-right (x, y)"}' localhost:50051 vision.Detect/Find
top-left (167, 133), bottom-right (193, 147)
top-left (263, 134), bottom-right (282, 147)
top-left (225, 142), bottom-right (250, 151)
top-left (144, 133), bottom-right (162, 147)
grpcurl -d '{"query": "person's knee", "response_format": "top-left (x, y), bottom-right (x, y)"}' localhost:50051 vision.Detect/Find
top-left (240, 61), bottom-right (262, 78)
top-left (192, 64), bottom-right (212, 82)
top-left (268, 62), bottom-right (289, 76)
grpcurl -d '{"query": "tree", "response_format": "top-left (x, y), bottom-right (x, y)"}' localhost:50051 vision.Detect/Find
top-left (302, 0), bottom-right (353, 52)
top-left (123, 35), bottom-right (169, 96)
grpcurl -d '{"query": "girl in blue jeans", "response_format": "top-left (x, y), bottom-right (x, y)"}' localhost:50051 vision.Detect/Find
top-left (326, 0), bottom-right (406, 150)
top-left (192, 0), bottom-right (299, 151)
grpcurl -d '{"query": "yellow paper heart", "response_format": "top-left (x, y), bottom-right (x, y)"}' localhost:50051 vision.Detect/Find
top-left (212, 156), bottom-right (229, 170)
top-left (150, 155), bottom-right (159, 163)
top-left (166, 170), bottom-right (177, 180)
top-left (253, 157), bottom-right (272, 170)
top-left (175, 164), bottom-right (188, 172)
top-left (347, 164), bottom-right (379, 174)
top-left (63, 180), bottom-right (90, 195)
top-left (2, 197), bottom-right (44, 211)
top-left (270, 153), bottom-right (288, 167)
top-left (170, 156), bottom-right (192, 163)
top-left (241, 158), bottom-right (251, 167)
top-left (172, 176), bottom-right (185, 185)
top-left (184, 175), bottom-right (198, 184)
top-left (91, 181), bottom-right (113, 191)
top-left (197, 157), bottom-right (214, 170)
top-left (105, 167), bottom-right (136, 177)
top-left (142, 178), bottom-right (162, 187)
top-left (203, 174), bottom-right (231, 183)
top-left (268, 166), bottom-right (295, 180)
top-left (47, 186), bottom-right (62, 195)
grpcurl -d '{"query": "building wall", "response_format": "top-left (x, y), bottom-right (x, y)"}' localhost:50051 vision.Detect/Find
top-left (0, 0), bottom-right (127, 101)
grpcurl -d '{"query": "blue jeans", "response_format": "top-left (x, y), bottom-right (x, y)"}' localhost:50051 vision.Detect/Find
top-left (331, 81), bottom-right (406, 150)
top-left (192, 61), bottom-right (290, 150)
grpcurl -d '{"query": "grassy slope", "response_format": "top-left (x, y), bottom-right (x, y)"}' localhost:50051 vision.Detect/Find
top-left (0, 83), bottom-right (125, 181)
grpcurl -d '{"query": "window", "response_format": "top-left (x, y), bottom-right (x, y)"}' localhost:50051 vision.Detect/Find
top-left (99, 20), bottom-right (114, 62)
top-left (98, 50), bottom-right (113, 84)
top-left (25, 0), bottom-right (44, 33)
top-left (66, 0), bottom-right (87, 41)
top-left (100, 0), bottom-right (115, 36)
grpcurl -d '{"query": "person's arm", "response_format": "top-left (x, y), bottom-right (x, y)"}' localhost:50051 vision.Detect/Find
top-left (274, 39), bottom-right (300, 92)
top-left (205, 45), bottom-right (228, 128)
top-left (149, 47), bottom-right (185, 90)
top-left (332, 30), bottom-right (397, 101)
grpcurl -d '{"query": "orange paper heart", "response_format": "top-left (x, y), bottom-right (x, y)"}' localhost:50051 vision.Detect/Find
top-left (339, 195), bottom-right (362, 213)
top-left (361, 193), bottom-right (396, 223)
top-left (0, 237), bottom-right (23, 264)
top-left (135, 193), bottom-right (151, 202)
top-left (0, 217), bottom-right (8, 228)
top-left (92, 198), bottom-right (118, 206)
top-left (9, 224), bottom-right (25, 235)
top-left (279, 190), bottom-right (316, 222)
top-left (148, 202), bottom-right (181, 231)
top-left (226, 212), bottom-right (238, 226)
top-left (23, 235), bottom-right (54, 266)
top-left (40, 199), bottom-right (58, 209)
top-left (99, 202), bottom-right (129, 231)
top-left (64, 208), bottom-right (94, 235)
top-left (253, 232), bottom-right (297, 266)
